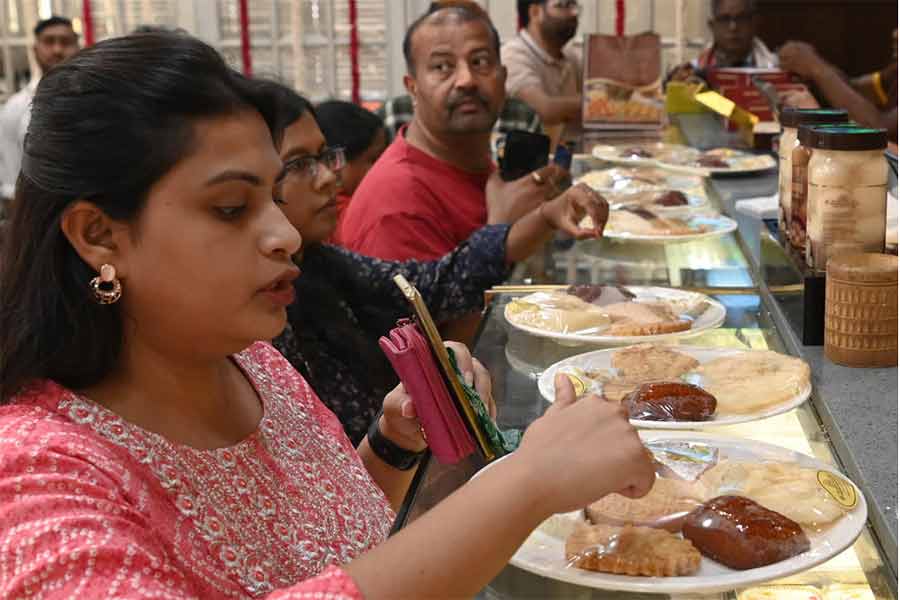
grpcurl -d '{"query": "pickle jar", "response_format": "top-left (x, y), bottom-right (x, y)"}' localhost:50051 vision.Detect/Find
top-left (805, 127), bottom-right (889, 271)
top-left (778, 108), bottom-right (848, 241)
top-left (790, 122), bottom-right (859, 250)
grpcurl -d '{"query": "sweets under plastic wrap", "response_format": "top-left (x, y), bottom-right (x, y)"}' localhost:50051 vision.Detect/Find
top-left (623, 381), bottom-right (717, 421)
top-left (566, 284), bottom-right (635, 306)
top-left (682, 495), bottom-right (811, 570)
top-left (565, 522), bottom-right (702, 577)
top-left (586, 475), bottom-right (707, 532)
top-left (505, 292), bottom-right (613, 335)
top-left (700, 461), bottom-right (854, 529)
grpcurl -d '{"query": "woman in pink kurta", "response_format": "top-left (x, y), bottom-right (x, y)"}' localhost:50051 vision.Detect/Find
top-left (0, 343), bottom-right (391, 597)
top-left (0, 24), bottom-right (653, 600)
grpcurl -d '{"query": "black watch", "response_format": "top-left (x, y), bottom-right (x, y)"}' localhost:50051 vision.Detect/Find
top-left (367, 414), bottom-right (426, 471)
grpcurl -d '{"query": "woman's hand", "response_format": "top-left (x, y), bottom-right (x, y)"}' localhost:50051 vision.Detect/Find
top-left (507, 374), bottom-right (655, 515)
top-left (539, 183), bottom-right (609, 239)
top-left (379, 342), bottom-right (496, 453)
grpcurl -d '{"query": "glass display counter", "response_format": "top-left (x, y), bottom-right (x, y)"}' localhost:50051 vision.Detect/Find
top-left (394, 133), bottom-right (897, 600)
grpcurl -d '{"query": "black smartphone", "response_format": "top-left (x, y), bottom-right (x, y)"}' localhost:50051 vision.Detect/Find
top-left (498, 130), bottom-right (550, 181)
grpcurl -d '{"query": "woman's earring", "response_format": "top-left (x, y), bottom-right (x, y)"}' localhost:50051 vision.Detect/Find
top-left (90, 263), bottom-right (122, 305)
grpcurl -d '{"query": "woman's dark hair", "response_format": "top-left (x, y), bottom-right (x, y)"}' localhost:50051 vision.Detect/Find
top-left (253, 79), bottom-right (317, 149)
top-left (315, 100), bottom-right (385, 162)
top-left (257, 81), bottom-right (401, 417)
top-left (0, 32), bottom-right (272, 402)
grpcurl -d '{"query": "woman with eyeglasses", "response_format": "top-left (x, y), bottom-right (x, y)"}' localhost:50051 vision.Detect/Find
top-left (261, 80), bottom-right (610, 446)
top-left (0, 33), bottom-right (653, 599)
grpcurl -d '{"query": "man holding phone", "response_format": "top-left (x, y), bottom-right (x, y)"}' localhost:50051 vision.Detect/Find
top-left (341, 2), bottom-right (572, 261)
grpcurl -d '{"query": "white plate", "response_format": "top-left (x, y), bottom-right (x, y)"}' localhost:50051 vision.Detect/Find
top-left (592, 143), bottom-right (698, 169)
top-left (537, 346), bottom-right (812, 429)
top-left (655, 154), bottom-right (777, 177)
top-left (592, 144), bottom-right (777, 177)
top-left (604, 213), bottom-right (738, 243)
top-left (576, 167), bottom-right (705, 195)
top-left (487, 431), bottom-right (867, 595)
top-left (504, 287), bottom-right (727, 346)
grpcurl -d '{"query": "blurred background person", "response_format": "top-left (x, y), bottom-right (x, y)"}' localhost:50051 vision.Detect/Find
top-left (668, 0), bottom-right (776, 83)
top-left (0, 16), bottom-right (78, 201)
top-left (503, 0), bottom-right (583, 147)
top-left (314, 100), bottom-right (388, 243)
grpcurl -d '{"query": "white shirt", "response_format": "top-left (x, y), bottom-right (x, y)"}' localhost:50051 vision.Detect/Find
top-left (0, 77), bottom-right (38, 198)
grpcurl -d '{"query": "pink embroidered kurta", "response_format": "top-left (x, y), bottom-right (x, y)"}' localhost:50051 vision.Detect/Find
top-left (0, 342), bottom-right (395, 598)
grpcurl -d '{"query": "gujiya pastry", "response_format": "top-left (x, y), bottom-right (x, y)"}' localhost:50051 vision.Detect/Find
top-left (565, 443), bottom-right (855, 577)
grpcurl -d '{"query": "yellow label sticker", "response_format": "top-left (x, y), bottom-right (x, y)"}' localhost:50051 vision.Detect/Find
top-left (563, 373), bottom-right (587, 397)
top-left (817, 470), bottom-right (858, 509)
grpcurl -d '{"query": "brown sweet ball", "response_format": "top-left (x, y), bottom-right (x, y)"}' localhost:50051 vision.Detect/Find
top-left (682, 495), bottom-right (811, 570)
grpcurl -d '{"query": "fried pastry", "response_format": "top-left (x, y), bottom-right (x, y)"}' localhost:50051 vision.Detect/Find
top-left (624, 382), bottom-right (717, 421)
top-left (565, 522), bottom-right (701, 577)
top-left (611, 344), bottom-right (700, 380)
top-left (683, 495), bottom-right (811, 570)
top-left (586, 476), bottom-right (708, 532)
top-left (602, 302), bottom-right (693, 337)
top-left (700, 461), bottom-right (851, 528)
top-left (689, 351), bottom-right (810, 414)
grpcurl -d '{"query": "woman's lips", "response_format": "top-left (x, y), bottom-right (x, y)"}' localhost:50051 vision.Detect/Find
top-left (260, 278), bottom-right (296, 306)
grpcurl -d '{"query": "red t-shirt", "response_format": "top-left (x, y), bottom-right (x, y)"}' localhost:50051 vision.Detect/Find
top-left (337, 127), bottom-right (492, 261)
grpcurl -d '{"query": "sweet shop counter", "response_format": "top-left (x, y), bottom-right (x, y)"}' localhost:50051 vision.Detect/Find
top-left (393, 146), bottom-right (896, 600)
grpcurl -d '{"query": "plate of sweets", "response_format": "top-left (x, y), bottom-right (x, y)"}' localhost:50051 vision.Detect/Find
top-left (496, 431), bottom-right (866, 595)
top-left (538, 343), bottom-right (812, 429)
top-left (504, 286), bottom-right (726, 346)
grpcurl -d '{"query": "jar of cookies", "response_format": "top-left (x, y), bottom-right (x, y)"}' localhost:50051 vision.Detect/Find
top-left (790, 122), bottom-right (859, 250)
top-left (805, 127), bottom-right (889, 271)
top-left (778, 108), bottom-right (848, 241)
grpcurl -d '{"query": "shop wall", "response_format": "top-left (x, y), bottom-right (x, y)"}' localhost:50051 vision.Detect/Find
top-left (755, 0), bottom-right (897, 77)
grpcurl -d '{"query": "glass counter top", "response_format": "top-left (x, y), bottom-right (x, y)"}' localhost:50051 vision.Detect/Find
top-left (394, 139), bottom-right (896, 600)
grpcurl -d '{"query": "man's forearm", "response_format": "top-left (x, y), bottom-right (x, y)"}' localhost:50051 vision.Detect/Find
top-left (813, 64), bottom-right (889, 130)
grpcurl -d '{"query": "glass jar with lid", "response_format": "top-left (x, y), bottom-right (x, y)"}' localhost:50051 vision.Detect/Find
top-left (806, 127), bottom-right (889, 271)
top-left (790, 122), bottom-right (860, 250)
top-left (778, 108), bottom-right (848, 241)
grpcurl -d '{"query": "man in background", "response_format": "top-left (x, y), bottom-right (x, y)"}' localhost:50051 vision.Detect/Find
top-left (341, 3), bottom-right (556, 261)
top-left (668, 0), bottom-right (776, 82)
top-left (0, 16), bottom-right (78, 200)
top-left (502, 0), bottom-right (582, 147)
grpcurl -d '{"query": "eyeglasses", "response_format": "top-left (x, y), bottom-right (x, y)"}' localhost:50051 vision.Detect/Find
top-left (281, 146), bottom-right (346, 182)
top-left (547, 0), bottom-right (581, 13)
top-left (712, 12), bottom-right (754, 27)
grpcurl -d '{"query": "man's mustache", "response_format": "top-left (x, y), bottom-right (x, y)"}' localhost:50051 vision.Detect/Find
top-left (446, 92), bottom-right (489, 111)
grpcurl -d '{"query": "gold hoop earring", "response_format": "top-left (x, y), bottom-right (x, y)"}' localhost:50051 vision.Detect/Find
top-left (90, 263), bottom-right (122, 305)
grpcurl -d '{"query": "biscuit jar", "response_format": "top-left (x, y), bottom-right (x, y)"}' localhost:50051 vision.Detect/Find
top-left (825, 253), bottom-right (898, 367)
top-left (805, 127), bottom-right (888, 271)
top-left (790, 122), bottom-right (858, 250)
top-left (778, 108), bottom-right (848, 240)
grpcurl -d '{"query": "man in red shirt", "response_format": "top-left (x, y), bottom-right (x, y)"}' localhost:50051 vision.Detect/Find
top-left (340, 2), bottom-right (551, 261)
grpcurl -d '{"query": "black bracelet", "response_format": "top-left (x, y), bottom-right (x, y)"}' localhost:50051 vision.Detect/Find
top-left (367, 413), bottom-right (426, 471)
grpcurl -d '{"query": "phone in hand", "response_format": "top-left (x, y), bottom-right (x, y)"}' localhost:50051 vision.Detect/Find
top-left (498, 130), bottom-right (550, 181)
